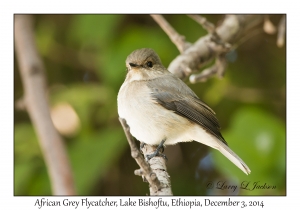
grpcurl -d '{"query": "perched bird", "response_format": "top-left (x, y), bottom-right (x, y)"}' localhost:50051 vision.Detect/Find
top-left (117, 48), bottom-right (251, 175)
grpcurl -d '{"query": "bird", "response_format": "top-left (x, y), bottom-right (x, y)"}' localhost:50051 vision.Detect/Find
top-left (117, 48), bottom-right (251, 175)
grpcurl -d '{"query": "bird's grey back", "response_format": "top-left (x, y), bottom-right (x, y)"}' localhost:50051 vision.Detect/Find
top-left (147, 74), bottom-right (227, 145)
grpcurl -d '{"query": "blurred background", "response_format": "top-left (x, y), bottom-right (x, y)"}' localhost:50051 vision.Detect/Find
top-left (14, 14), bottom-right (286, 196)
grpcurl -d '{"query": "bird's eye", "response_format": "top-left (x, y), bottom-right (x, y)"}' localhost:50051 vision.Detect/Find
top-left (146, 61), bottom-right (153, 68)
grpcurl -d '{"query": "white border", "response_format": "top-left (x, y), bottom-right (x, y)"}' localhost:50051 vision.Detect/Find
top-left (2, 0), bottom-right (296, 209)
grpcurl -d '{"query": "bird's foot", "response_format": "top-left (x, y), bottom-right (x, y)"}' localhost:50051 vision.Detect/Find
top-left (140, 142), bottom-right (146, 155)
top-left (146, 152), bottom-right (168, 161)
top-left (145, 139), bottom-right (168, 161)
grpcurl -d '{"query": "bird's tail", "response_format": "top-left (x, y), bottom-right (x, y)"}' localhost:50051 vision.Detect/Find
top-left (188, 127), bottom-right (251, 175)
top-left (216, 141), bottom-right (251, 175)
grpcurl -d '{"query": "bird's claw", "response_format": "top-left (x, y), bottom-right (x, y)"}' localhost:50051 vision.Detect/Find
top-left (146, 152), bottom-right (168, 161)
top-left (145, 139), bottom-right (167, 161)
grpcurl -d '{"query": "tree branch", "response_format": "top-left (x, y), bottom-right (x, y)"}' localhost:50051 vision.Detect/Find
top-left (14, 15), bottom-right (76, 195)
top-left (190, 53), bottom-right (227, 83)
top-left (150, 15), bottom-right (191, 54)
top-left (263, 15), bottom-right (276, 35)
top-left (187, 14), bottom-right (215, 34)
top-left (162, 15), bottom-right (265, 82)
top-left (119, 117), bottom-right (172, 195)
top-left (277, 15), bottom-right (286, 48)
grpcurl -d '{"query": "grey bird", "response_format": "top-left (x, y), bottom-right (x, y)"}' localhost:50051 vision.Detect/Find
top-left (117, 48), bottom-right (251, 175)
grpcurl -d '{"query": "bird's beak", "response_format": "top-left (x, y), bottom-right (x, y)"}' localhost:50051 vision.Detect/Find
top-left (129, 63), bottom-right (138, 67)
top-left (128, 63), bottom-right (140, 72)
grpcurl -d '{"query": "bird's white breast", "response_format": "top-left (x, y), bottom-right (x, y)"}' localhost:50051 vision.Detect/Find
top-left (117, 80), bottom-right (193, 145)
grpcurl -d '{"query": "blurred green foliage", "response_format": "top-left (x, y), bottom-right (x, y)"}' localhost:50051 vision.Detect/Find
top-left (14, 15), bottom-right (286, 195)
top-left (212, 107), bottom-right (285, 195)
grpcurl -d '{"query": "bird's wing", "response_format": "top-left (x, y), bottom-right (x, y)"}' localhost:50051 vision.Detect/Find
top-left (147, 75), bottom-right (228, 145)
